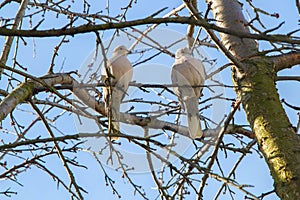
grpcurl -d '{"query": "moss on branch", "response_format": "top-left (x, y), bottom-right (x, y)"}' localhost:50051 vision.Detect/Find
top-left (233, 58), bottom-right (300, 199)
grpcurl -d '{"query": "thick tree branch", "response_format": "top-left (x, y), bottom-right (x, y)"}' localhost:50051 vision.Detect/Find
top-left (0, 17), bottom-right (299, 45)
top-left (183, 0), bottom-right (241, 67)
top-left (209, 0), bottom-right (300, 199)
top-left (207, 0), bottom-right (258, 59)
top-left (271, 51), bottom-right (300, 71)
top-left (276, 76), bottom-right (300, 82)
top-left (0, 70), bottom-right (75, 121)
top-left (0, 64), bottom-right (253, 140)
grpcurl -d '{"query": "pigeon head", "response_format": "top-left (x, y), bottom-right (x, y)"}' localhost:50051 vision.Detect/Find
top-left (113, 45), bottom-right (129, 56)
top-left (175, 47), bottom-right (192, 59)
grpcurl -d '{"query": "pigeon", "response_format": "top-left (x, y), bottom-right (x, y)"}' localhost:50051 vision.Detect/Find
top-left (102, 45), bottom-right (133, 140)
top-left (171, 47), bottom-right (206, 139)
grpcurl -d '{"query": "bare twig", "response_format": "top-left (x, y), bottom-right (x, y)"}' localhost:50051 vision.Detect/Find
top-left (29, 101), bottom-right (84, 200)
top-left (197, 100), bottom-right (241, 198)
top-left (144, 127), bottom-right (169, 199)
top-left (129, 3), bottom-right (185, 50)
top-left (0, 0), bottom-right (29, 71)
top-left (213, 139), bottom-right (257, 199)
top-left (48, 35), bottom-right (68, 73)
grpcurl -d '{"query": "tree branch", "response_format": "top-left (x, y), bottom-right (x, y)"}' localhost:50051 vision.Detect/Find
top-left (30, 101), bottom-right (84, 199)
top-left (207, 0), bottom-right (258, 59)
top-left (0, 17), bottom-right (299, 44)
top-left (197, 100), bottom-right (241, 198)
top-left (296, 0), bottom-right (300, 14)
top-left (0, 64), bottom-right (254, 140)
top-left (183, 0), bottom-right (242, 67)
top-left (0, 67), bottom-right (76, 121)
top-left (276, 76), bottom-right (300, 82)
top-left (271, 51), bottom-right (300, 71)
top-left (0, 0), bottom-right (28, 65)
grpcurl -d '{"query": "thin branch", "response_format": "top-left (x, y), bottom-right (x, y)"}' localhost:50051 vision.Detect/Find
top-left (129, 3), bottom-right (185, 50)
top-left (144, 127), bottom-right (169, 199)
top-left (34, 161), bottom-right (80, 198)
top-left (92, 152), bottom-right (122, 198)
top-left (296, 0), bottom-right (300, 14)
top-left (0, 0), bottom-right (29, 67)
top-left (29, 101), bottom-right (84, 200)
top-left (197, 100), bottom-right (242, 198)
top-left (281, 98), bottom-right (300, 111)
top-left (206, 63), bottom-right (233, 79)
top-left (213, 139), bottom-right (257, 199)
top-left (48, 35), bottom-right (68, 73)
top-left (210, 172), bottom-right (259, 200)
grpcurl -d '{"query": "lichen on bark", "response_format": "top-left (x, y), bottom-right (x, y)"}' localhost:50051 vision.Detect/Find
top-left (233, 57), bottom-right (300, 199)
top-left (208, 0), bottom-right (300, 198)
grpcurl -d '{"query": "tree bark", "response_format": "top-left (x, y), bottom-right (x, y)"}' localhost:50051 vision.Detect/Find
top-left (208, 0), bottom-right (300, 199)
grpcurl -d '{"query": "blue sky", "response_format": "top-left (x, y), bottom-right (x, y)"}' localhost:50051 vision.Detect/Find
top-left (0, 0), bottom-right (299, 199)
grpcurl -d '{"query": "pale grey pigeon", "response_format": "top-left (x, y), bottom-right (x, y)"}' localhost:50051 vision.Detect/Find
top-left (102, 45), bottom-right (133, 140)
top-left (171, 47), bottom-right (206, 139)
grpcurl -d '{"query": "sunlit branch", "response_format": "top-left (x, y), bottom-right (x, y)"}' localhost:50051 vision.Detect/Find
top-left (271, 51), bottom-right (300, 71)
top-left (0, 64), bottom-right (254, 140)
top-left (183, 0), bottom-right (242, 67)
top-left (0, 17), bottom-right (299, 45)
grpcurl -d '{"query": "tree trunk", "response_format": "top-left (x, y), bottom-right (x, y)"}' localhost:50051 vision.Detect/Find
top-left (208, 0), bottom-right (300, 199)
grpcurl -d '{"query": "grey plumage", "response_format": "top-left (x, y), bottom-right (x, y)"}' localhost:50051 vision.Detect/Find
top-left (101, 45), bottom-right (133, 140)
top-left (171, 47), bottom-right (205, 139)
